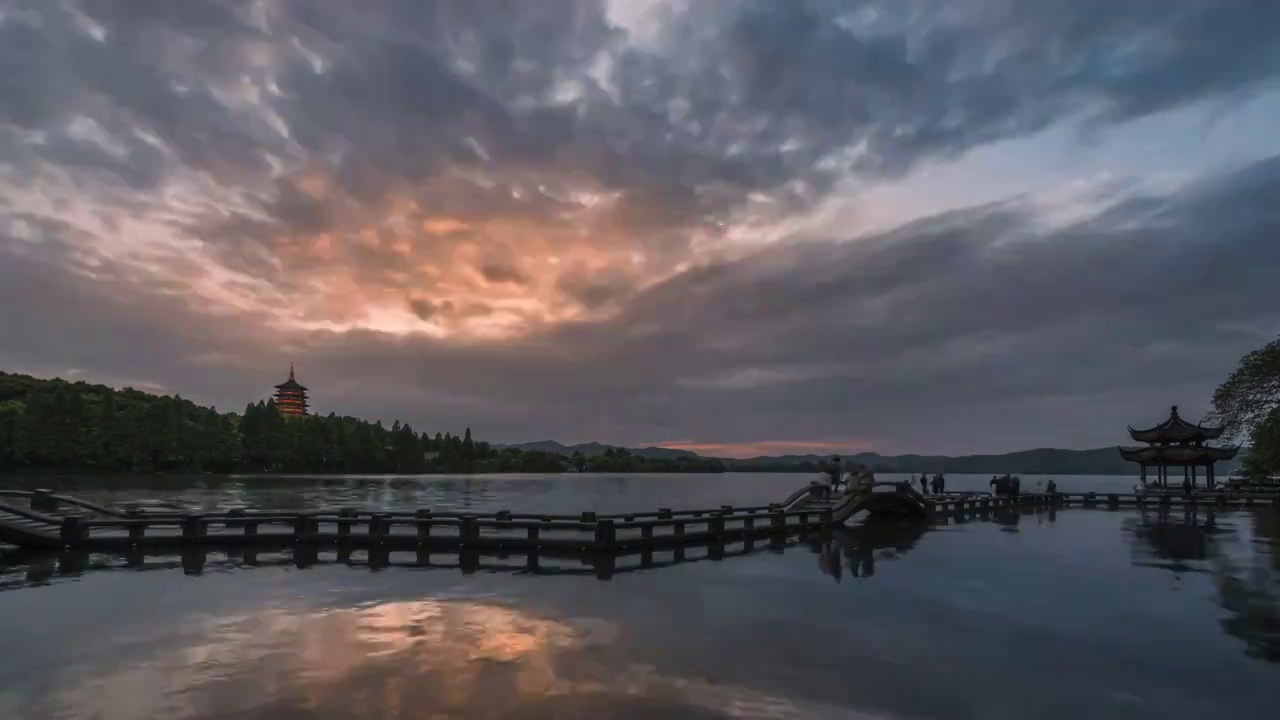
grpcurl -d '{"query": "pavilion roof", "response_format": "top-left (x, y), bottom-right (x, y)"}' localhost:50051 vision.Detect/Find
top-left (1127, 405), bottom-right (1224, 444)
top-left (1117, 445), bottom-right (1239, 465)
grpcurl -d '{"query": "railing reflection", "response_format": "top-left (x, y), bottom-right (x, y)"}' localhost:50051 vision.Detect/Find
top-left (1, 520), bottom-right (852, 587)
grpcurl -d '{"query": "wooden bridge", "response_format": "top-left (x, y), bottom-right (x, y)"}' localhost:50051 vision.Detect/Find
top-left (2, 483), bottom-right (1278, 560)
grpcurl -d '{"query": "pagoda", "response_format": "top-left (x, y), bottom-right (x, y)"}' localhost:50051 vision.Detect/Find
top-left (273, 363), bottom-right (309, 417)
top-left (1118, 405), bottom-right (1239, 489)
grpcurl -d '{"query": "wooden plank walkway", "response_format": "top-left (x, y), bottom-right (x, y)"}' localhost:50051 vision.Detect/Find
top-left (2, 485), bottom-right (1277, 559)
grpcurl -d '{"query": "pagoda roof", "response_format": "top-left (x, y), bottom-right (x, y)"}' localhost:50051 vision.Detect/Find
top-left (1127, 405), bottom-right (1224, 444)
top-left (1117, 445), bottom-right (1239, 465)
top-left (273, 364), bottom-right (308, 392)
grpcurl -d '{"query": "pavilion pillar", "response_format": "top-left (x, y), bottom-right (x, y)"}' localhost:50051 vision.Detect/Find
top-left (1191, 465), bottom-right (1197, 488)
top-left (1140, 464), bottom-right (1147, 483)
top-left (1183, 466), bottom-right (1189, 485)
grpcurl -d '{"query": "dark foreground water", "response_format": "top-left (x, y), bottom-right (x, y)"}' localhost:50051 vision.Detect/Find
top-left (1, 473), bottom-right (1277, 720)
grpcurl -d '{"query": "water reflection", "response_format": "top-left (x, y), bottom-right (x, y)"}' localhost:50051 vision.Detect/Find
top-left (815, 522), bottom-right (929, 581)
top-left (22, 596), bottom-right (861, 720)
top-left (1213, 512), bottom-right (1280, 663)
top-left (1121, 507), bottom-right (1280, 664)
top-left (1, 530), bottom-right (908, 591)
top-left (1125, 507), bottom-right (1234, 575)
top-left (5, 475), bottom-right (1280, 719)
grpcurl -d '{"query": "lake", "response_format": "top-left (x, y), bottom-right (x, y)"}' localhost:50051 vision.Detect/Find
top-left (0, 473), bottom-right (1277, 720)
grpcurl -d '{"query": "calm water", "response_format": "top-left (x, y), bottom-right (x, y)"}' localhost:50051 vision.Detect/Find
top-left (1, 473), bottom-right (1277, 720)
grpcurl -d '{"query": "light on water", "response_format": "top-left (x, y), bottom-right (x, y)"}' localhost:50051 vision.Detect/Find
top-left (1, 473), bottom-right (1277, 720)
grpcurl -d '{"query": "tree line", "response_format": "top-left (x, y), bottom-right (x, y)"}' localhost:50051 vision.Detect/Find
top-left (0, 372), bottom-right (726, 475)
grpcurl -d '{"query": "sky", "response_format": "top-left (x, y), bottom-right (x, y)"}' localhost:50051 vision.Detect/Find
top-left (2, 0), bottom-right (1280, 458)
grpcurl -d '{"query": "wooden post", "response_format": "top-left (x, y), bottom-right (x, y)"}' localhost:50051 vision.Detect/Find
top-left (720, 505), bottom-right (734, 514)
top-left (59, 516), bottom-right (85, 545)
top-left (32, 489), bottom-right (56, 513)
top-left (1107, 494), bottom-right (1119, 508)
top-left (769, 510), bottom-right (785, 547)
top-left (641, 525), bottom-right (653, 542)
top-left (293, 514), bottom-right (309, 538)
top-left (659, 508), bottom-right (673, 518)
top-left (227, 508), bottom-right (245, 529)
top-left (126, 508), bottom-right (145, 544)
top-left (708, 514), bottom-right (725, 537)
top-left (370, 514), bottom-right (387, 542)
top-left (182, 514), bottom-right (204, 540)
top-left (244, 519), bottom-right (259, 539)
top-left (594, 519), bottom-right (616, 549)
top-left (497, 510), bottom-right (511, 521)
top-left (526, 526), bottom-right (539, 570)
top-left (416, 509), bottom-right (431, 543)
top-left (581, 512), bottom-right (597, 523)
top-left (338, 508), bottom-right (354, 537)
top-left (460, 515), bottom-right (478, 544)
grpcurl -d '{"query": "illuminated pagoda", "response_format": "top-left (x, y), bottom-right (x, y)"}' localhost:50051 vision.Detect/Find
top-left (1118, 405), bottom-right (1239, 489)
top-left (272, 363), bottom-right (310, 417)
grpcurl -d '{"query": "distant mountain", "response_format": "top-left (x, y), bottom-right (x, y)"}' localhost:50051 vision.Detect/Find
top-left (496, 442), bottom-right (1240, 475)
top-left (727, 447), bottom-right (1200, 475)
top-left (495, 440), bottom-right (698, 460)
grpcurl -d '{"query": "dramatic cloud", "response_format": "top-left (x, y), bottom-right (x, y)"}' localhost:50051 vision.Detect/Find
top-left (2, 0), bottom-right (1279, 454)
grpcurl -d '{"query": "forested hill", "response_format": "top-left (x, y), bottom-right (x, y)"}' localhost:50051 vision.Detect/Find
top-left (1, 371), bottom-right (1230, 477)
top-left (0, 372), bottom-right (726, 474)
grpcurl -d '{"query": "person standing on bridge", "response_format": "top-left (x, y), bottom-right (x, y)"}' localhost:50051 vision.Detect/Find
top-left (824, 456), bottom-right (843, 495)
top-left (919, 475), bottom-right (928, 495)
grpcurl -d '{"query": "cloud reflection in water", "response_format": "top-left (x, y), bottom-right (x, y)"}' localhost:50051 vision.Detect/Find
top-left (39, 598), bottom-right (889, 720)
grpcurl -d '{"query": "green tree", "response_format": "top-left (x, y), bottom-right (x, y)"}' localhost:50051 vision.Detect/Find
top-left (1208, 336), bottom-right (1280, 442)
top-left (1241, 406), bottom-right (1280, 478)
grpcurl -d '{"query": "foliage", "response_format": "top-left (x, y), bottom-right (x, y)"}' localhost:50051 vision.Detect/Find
top-left (1207, 336), bottom-right (1280, 442)
top-left (1240, 405), bottom-right (1280, 478)
top-left (0, 372), bottom-right (726, 475)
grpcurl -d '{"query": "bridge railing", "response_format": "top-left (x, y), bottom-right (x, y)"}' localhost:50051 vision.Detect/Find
top-left (49, 502), bottom-right (842, 552)
top-left (0, 500), bottom-right (64, 526)
top-left (0, 489), bottom-right (131, 517)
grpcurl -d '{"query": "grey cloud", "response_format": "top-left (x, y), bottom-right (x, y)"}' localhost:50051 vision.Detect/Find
top-left (478, 262), bottom-right (530, 287)
top-left (5, 155), bottom-right (1279, 453)
top-left (10, 0), bottom-right (1279, 252)
top-left (4, 1), bottom-right (1280, 453)
top-left (557, 270), bottom-right (637, 310)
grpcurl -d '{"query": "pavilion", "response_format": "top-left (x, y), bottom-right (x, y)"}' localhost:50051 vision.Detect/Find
top-left (1118, 405), bottom-right (1239, 489)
